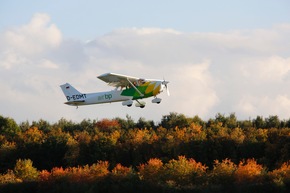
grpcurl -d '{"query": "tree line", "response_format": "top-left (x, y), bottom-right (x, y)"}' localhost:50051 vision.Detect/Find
top-left (1, 112), bottom-right (290, 192)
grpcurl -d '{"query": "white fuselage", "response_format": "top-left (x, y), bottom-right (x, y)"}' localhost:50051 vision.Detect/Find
top-left (66, 90), bottom-right (132, 106)
top-left (67, 90), bottom-right (132, 105)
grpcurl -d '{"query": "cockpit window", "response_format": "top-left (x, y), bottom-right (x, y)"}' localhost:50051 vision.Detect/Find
top-left (138, 79), bottom-right (146, 85)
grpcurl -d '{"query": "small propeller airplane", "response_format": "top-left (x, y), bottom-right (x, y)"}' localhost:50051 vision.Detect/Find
top-left (60, 72), bottom-right (169, 108)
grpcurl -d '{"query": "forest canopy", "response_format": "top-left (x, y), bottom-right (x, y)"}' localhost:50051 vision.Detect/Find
top-left (1, 112), bottom-right (290, 193)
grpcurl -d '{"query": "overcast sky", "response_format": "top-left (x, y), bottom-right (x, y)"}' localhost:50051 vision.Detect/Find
top-left (1, 0), bottom-right (290, 123)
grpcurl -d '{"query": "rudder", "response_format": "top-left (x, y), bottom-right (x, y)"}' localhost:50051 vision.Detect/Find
top-left (60, 83), bottom-right (81, 100)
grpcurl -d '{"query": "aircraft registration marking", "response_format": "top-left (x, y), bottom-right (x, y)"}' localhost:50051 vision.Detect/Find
top-left (66, 94), bottom-right (87, 101)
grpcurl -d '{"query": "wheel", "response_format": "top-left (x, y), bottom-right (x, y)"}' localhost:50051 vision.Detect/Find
top-left (140, 105), bottom-right (145, 108)
top-left (127, 104), bottom-right (132, 107)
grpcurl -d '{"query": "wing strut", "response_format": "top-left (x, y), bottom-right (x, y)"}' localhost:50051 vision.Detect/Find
top-left (127, 78), bottom-right (144, 97)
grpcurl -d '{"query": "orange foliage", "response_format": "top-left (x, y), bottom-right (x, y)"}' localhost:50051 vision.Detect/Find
top-left (138, 158), bottom-right (163, 182)
top-left (74, 131), bottom-right (91, 144)
top-left (39, 170), bottom-right (50, 182)
top-left (235, 158), bottom-right (264, 183)
top-left (50, 167), bottom-right (66, 181)
top-left (40, 161), bottom-right (110, 183)
top-left (66, 165), bottom-right (89, 182)
top-left (112, 163), bottom-right (133, 179)
top-left (96, 119), bottom-right (120, 131)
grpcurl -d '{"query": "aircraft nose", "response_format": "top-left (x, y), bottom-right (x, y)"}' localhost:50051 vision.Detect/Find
top-left (161, 80), bottom-right (170, 96)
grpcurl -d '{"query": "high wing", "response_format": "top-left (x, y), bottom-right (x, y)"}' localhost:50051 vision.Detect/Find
top-left (97, 72), bottom-right (143, 88)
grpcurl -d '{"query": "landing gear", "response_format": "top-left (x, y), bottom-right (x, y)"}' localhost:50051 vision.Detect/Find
top-left (122, 100), bottom-right (133, 107)
top-left (135, 100), bottom-right (146, 108)
top-left (152, 97), bottom-right (162, 104)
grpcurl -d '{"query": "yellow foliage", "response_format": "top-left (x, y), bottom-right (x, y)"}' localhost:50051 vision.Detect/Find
top-left (21, 127), bottom-right (44, 144)
top-left (163, 156), bottom-right (207, 186)
top-left (210, 159), bottom-right (237, 184)
top-left (89, 161), bottom-right (110, 179)
top-left (14, 159), bottom-right (39, 182)
top-left (269, 161), bottom-right (290, 186)
top-left (0, 170), bottom-right (21, 184)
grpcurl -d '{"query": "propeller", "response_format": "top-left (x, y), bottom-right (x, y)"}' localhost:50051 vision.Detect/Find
top-left (162, 79), bottom-right (170, 96)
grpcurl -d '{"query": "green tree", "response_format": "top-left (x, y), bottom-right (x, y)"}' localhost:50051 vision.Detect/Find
top-left (31, 119), bottom-right (51, 133)
top-left (253, 116), bottom-right (266, 129)
top-left (226, 113), bottom-right (238, 128)
top-left (136, 117), bottom-right (155, 129)
top-left (265, 115), bottom-right (280, 129)
top-left (192, 115), bottom-right (205, 126)
top-left (160, 112), bottom-right (189, 129)
top-left (114, 115), bottom-right (135, 130)
top-left (0, 115), bottom-right (20, 138)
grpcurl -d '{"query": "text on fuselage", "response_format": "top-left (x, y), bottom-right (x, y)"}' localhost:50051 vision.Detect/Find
top-left (98, 94), bottom-right (112, 101)
top-left (66, 94), bottom-right (86, 101)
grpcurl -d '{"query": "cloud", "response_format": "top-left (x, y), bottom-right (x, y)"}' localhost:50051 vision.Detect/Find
top-left (169, 60), bottom-right (219, 118)
top-left (1, 13), bottom-right (61, 57)
top-left (1, 13), bottom-right (290, 123)
top-left (235, 94), bottom-right (290, 119)
top-left (241, 56), bottom-right (290, 82)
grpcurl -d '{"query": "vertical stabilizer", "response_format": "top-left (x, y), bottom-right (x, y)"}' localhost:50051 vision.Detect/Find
top-left (60, 83), bottom-right (81, 99)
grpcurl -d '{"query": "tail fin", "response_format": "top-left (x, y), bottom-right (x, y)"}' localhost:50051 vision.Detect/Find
top-left (60, 83), bottom-right (81, 98)
top-left (60, 83), bottom-right (86, 106)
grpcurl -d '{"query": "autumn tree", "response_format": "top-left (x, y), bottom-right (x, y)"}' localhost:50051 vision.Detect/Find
top-left (13, 159), bottom-right (39, 182)
top-left (138, 158), bottom-right (163, 183)
top-left (269, 161), bottom-right (290, 187)
top-left (210, 159), bottom-right (237, 185)
top-left (163, 156), bottom-right (207, 186)
top-left (95, 118), bottom-right (120, 132)
top-left (235, 158), bottom-right (265, 184)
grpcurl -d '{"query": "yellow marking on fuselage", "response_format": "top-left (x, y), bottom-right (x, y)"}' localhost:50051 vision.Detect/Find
top-left (152, 84), bottom-right (161, 96)
top-left (145, 82), bottom-right (156, 94)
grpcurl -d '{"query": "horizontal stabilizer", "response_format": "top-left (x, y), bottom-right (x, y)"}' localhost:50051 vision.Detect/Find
top-left (64, 100), bottom-right (85, 105)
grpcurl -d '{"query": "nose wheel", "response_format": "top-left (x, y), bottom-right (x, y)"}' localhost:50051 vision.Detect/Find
top-left (152, 97), bottom-right (162, 104)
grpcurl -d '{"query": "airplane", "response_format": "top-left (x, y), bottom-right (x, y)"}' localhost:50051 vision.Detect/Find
top-left (60, 72), bottom-right (169, 108)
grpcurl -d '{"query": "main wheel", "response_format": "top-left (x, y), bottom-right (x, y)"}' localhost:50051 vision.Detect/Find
top-left (140, 105), bottom-right (145, 108)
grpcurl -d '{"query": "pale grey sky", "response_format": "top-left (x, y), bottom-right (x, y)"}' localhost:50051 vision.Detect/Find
top-left (1, 1), bottom-right (290, 123)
